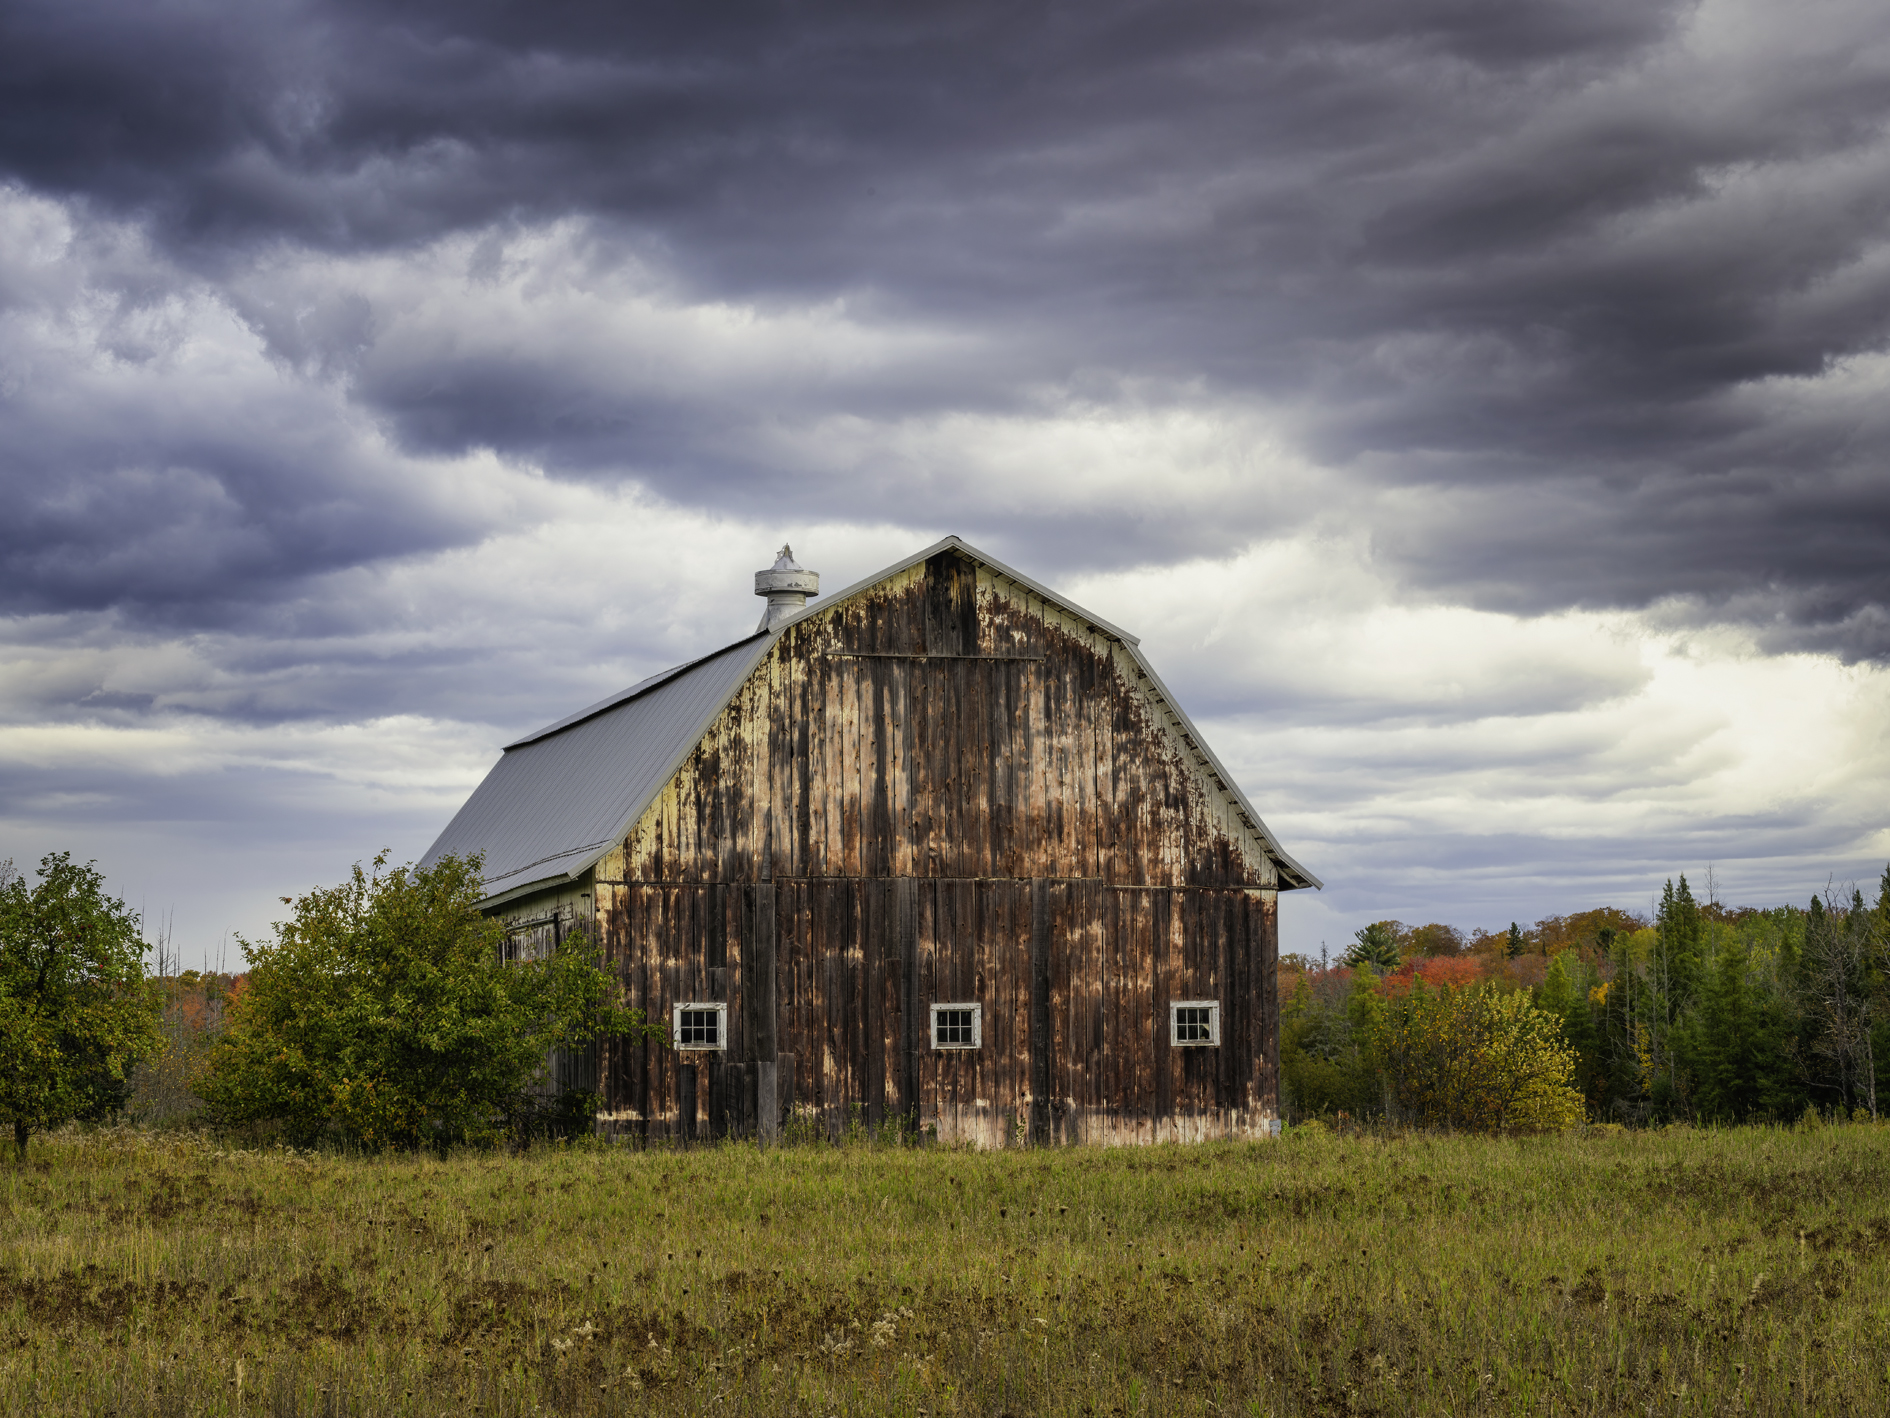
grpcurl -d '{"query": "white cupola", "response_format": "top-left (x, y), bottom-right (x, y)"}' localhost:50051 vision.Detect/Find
top-left (754, 545), bottom-right (819, 631)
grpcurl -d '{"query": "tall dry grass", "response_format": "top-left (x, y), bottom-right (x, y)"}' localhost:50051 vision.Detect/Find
top-left (2, 1121), bottom-right (1886, 1415)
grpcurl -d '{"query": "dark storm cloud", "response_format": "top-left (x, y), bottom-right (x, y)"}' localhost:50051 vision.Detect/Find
top-left (0, 407), bottom-right (473, 624)
top-left (0, 195), bottom-right (489, 626)
top-left (1, 2), bottom-right (1675, 257)
top-left (4, 0), bottom-right (1890, 651)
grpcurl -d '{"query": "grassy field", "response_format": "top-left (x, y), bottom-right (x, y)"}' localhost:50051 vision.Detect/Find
top-left (2, 1123), bottom-right (1887, 1416)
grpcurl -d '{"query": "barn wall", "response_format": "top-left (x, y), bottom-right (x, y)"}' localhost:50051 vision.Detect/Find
top-left (592, 549), bottom-right (1284, 1143)
top-left (594, 877), bottom-right (1279, 1142)
top-left (491, 880), bottom-right (599, 946)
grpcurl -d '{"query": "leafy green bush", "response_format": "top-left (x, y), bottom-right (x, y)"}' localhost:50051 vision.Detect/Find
top-left (1378, 984), bottom-right (1584, 1132)
top-left (198, 852), bottom-right (659, 1149)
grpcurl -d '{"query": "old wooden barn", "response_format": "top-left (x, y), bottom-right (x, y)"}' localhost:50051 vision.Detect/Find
top-left (422, 537), bottom-right (1319, 1146)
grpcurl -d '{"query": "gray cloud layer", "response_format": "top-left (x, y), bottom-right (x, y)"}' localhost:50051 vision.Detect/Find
top-left (4, 0), bottom-right (1889, 659)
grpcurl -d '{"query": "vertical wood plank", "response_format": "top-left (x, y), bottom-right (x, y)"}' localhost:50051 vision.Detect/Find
top-left (1074, 633), bottom-right (1095, 882)
top-left (1261, 889), bottom-right (1280, 1119)
top-left (792, 646), bottom-right (812, 878)
top-left (898, 876), bottom-right (919, 1131)
top-left (777, 1053), bottom-right (796, 1134)
top-left (865, 877), bottom-right (887, 1129)
top-left (891, 656), bottom-right (913, 879)
top-left (1217, 890), bottom-right (1237, 1112)
top-left (1029, 878), bottom-right (1050, 1145)
top-left (1094, 647), bottom-right (1116, 885)
top-left (1153, 889), bottom-right (1173, 1129)
top-left (845, 878), bottom-right (867, 1133)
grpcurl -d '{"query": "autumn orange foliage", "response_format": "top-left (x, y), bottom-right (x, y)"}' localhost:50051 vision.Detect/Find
top-left (1381, 957), bottom-right (1485, 995)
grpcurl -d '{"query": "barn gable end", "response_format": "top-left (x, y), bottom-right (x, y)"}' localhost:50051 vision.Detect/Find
top-left (601, 545), bottom-right (1293, 891)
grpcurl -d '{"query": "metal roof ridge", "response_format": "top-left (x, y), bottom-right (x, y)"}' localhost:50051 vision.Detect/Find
top-left (769, 534), bottom-right (1143, 646)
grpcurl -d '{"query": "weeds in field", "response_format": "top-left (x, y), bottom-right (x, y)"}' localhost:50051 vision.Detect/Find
top-left (1, 1123), bottom-right (1886, 1415)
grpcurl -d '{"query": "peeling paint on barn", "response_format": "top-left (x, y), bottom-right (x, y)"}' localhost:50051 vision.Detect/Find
top-left (423, 536), bottom-right (1318, 1146)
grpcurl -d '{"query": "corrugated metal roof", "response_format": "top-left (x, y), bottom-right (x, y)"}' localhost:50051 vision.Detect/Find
top-left (419, 632), bottom-right (772, 902)
top-left (503, 657), bottom-right (709, 748)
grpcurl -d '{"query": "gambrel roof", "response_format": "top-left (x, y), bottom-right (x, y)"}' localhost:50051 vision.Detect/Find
top-left (421, 535), bottom-right (1319, 905)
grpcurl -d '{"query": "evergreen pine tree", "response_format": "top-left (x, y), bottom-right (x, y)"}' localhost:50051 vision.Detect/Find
top-left (1678, 927), bottom-right (1802, 1122)
top-left (1663, 874), bottom-right (1706, 1009)
top-left (1600, 931), bottom-right (1649, 1122)
top-left (1646, 875), bottom-right (1707, 1116)
top-left (1537, 953), bottom-right (1606, 1112)
top-left (1345, 923), bottom-right (1400, 972)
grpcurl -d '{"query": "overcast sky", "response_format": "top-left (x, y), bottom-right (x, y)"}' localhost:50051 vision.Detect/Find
top-left (3, 0), bottom-right (1888, 965)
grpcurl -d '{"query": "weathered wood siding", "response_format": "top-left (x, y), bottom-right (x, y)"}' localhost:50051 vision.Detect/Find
top-left (489, 882), bottom-right (604, 1098)
top-left (593, 549), bottom-right (1282, 1145)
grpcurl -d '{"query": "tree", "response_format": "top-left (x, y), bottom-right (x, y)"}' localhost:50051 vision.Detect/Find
top-left (0, 853), bottom-right (161, 1160)
top-left (1379, 984), bottom-right (1583, 1133)
top-left (1674, 924), bottom-right (1802, 1122)
top-left (1405, 923), bottom-right (1465, 958)
top-left (1345, 922), bottom-right (1401, 972)
top-left (1799, 887), bottom-right (1879, 1119)
top-left (1535, 952), bottom-right (1607, 1113)
top-left (1639, 875), bottom-right (1707, 1116)
top-left (1533, 908), bottom-right (1644, 959)
top-left (1280, 966), bottom-right (1385, 1119)
top-left (1655, 876), bottom-right (1706, 1013)
top-left (198, 852), bottom-right (660, 1150)
top-left (1505, 923), bottom-right (1526, 960)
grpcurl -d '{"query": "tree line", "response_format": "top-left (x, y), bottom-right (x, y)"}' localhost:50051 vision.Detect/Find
top-left (0, 851), bottom-right (654, 1158)
top-left (1282, 867), bottom-right (1890, 1126)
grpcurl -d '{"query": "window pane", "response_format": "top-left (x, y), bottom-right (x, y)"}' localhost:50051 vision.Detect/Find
top-left (933, 1006), bottom-right (977, 1047)
top-left (1176, 1006), bottom-right (1212, 1042)
top-left (680, 1009), bottom-right (719, 1046)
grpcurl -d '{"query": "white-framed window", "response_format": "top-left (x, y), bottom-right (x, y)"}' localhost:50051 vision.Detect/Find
top-left (930, 1002), bottom-right (982, 1050)
top-left (672, 1002), bottom-right (728, 1051)
top-left (1170, 1000), bottom-right (1220, 1047)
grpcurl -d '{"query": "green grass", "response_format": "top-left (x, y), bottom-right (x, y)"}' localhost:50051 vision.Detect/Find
top-left (3, 1122), bottom-right (1888, 1415)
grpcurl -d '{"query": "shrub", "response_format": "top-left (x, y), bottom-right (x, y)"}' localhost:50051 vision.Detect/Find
top-left (1379, 984), bottom-right (1584, 1133)
top-left (198, 851), bottom-right (659, 1150)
